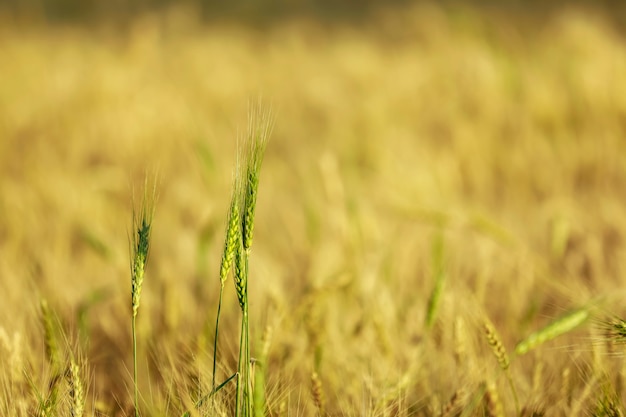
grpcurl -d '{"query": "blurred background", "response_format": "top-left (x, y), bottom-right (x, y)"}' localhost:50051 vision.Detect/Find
top-left (1, 1), bottom-right (626, 415)
top-left (1, 0), bottom-right (626, 26)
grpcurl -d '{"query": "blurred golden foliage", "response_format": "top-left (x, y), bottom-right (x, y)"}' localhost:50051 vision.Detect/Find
top-left (1, 2), bottom-right (626, 415)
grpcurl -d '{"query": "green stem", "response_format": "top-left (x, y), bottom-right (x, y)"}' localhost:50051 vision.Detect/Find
top-left (244, 254), bottom-right (252, 417)
top-left (235, 313), bottom-right (246, 417)
top-left (132, 314), bottom-right (139, 417)
top-left (194, 372), bottom-right (238, 410)
top-left (212, 284), bottom-right (225, 391)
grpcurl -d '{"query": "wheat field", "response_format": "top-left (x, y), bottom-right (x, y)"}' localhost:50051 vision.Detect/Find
top-left (1, 2), bottom-right (626, 416)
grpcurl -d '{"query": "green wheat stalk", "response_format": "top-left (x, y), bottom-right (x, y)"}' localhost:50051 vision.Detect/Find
top-left (212, 170), bottom-right (242, 391)
top-left (234, 102), bottom-right (273, 417)
top-left (130, 178), bottom-right (156, 417)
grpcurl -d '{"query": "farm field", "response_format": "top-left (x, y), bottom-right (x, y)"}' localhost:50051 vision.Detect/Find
top-left (1, 2), bottom-right (626, 416)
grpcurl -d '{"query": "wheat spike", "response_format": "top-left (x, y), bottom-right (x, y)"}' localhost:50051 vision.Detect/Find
top-left (40, 300), bottom-right (60, 372)
top-left (130, 182), bottom-right (156, 318)
top-left (241, 103), bottom-right (273, 252)
top-left (220, 175), bottom-right (242, 285)
top-left (440, 388), bottom-right (464, 417)
top-left (67, 359), bottom-right (85, 417)
top-left (484, 381), bottom-right (503, 417)
top-left (233, 234), bottom-right (247, 311)
top-left (311, 371), bottom-right (324, 417)
top-left (484, 322), bottom-right (510, 371)
top-left (515, 307), bottom-right (589, 355)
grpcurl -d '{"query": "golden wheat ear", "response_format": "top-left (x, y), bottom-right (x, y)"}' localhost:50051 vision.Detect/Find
top-left (67, 358), bottom-right (85, 417)
top-left (311, 371), bottom-right (325, 417)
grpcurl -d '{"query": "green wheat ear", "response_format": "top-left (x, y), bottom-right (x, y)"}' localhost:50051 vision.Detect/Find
top-left (220, 183), bottom-right (242, 285)
top-left (515, 307), bottom-right (589, 355)
top-left (130, 176), bottom-right (157, 417)
top-left (241, 103), bottom-right (273, 253)
top-left (131, 194), bottom-right (155, 318)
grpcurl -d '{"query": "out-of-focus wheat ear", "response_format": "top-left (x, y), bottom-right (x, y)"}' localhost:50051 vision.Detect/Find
top-left (40, 373), bottom-right (62, 417)
top-left (515, 307), bottom-right (589, 355)
top-left (453, 317), bottom-right (468, 367)
top-left (311, 371), bottom-right (325, 417)
top-left (440, 388), bottom-right (464, 417)
top-left (40, 299), bottom-right (60, 372)
top-left (67, 358), bottom-right (85, 417)
top-left (484, 320), bottom-right (520, 414)
top-left (593, 378), bottom-right (623, 417)
top-left (241, 102), bottom-right (273, 252)
top-left (425, 230), bottom-right (445, 329)
top-left (599, 316), bottom-right (626, 354)
top-left (484, 381), bottom-right (503, 417)
top-left (484, 322), bottom-right (510, 371)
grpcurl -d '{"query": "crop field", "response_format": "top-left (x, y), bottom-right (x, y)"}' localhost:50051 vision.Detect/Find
top-left (1, 2), bottom-right (626, 416)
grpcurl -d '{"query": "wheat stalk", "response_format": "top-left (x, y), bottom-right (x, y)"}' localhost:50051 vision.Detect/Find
top-left (213, 172), bottom-right (243, 390)
top-left (130, 177), bottom-right (157, 417)
top-left (234, 101), bottom-right (273, 417)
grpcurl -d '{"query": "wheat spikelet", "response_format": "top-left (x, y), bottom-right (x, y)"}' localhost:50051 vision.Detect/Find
top-left (241, 102), bottom-right (273, 252)
top-left (67, 359), bottom-right (84, 417)
top-left (311, 371), bottom-right (324, 417)
top-left (220, 176), bottom-right (242, 285)
top-left (233, 235), bottom-right (247, 311)
top-left (594, 381), bottom-right (623, 417)
top-left (599, 316), bottom-right (626, 354)
top-left (515, 307), bottom-right (589, 355)
top-left (130, 181), bottom-right (156, 318)
top-left (484, 322), bottom-right (510, 371)
top-left (440, 388), bottom-right (464, 417)
top-left (484, 381), bottom-right (503, 417)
